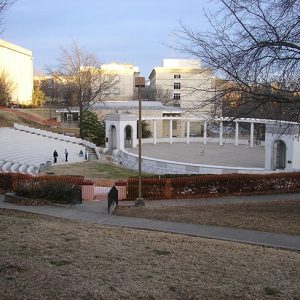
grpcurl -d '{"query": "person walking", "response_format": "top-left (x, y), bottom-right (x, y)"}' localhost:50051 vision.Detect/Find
top-left (65, 149), bottom-right (68, 162)
top-left (53, 150), bottom-right (58, 163)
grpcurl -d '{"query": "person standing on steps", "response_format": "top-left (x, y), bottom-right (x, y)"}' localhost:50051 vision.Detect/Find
top-left (65, 149), bottom-right (68, 162)
top-left (84, 149), bottom-right (88, 160)
top-left (53, 150), bottom-right (58, 163)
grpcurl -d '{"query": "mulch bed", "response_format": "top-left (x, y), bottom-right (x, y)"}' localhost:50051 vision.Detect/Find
top-left (4, 192), bottom-right (47, 206)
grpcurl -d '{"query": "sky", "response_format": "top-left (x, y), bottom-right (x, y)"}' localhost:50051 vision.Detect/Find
top-left (1, 0), bottom-right (214, 77)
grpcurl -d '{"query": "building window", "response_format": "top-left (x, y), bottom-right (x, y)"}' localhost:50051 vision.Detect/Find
top-left (174, 74), bottom-right (181, 79)
top-left (174, 102), bottom-right (180, 107)
top-left (174, 93), bottom-right (181, 100)
top-left (174, 83), bottom-right (181, 89)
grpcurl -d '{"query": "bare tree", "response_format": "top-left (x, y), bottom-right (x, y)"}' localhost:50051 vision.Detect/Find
top-left (141, 85), bottom-right (174, 105)
top-left (0, 0), bottom-right (15, 33)
top-left (32, 80), bottom-right (45, 107)
top-left (155, 87), bottom-right (174, 106)
top-left (176, 0), bottom-right (300, 121)
top-left (48, 41), bottom-right (117, 138)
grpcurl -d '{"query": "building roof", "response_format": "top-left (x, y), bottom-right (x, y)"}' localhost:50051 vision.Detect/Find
top-left (148, 59), bottom-right (211, 80)
top-left (0, 39), bottom-right (32, 57)
top-left (92, 101), bottom-right (182, 112)
top-left (100, 62), bottom-right (139, 75)
top-left (56, 101), bottom-right (183, 113)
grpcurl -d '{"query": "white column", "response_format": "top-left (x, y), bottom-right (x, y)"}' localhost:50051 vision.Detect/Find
top-left (186, 120), bottom-right (190, 144)
top-left (219, 121), bottom-right (223, 146)
top-left (169, 119), bottom-right (173, 144)
top-left (250, 122), bottom-right (254, 148)
top-left (203, 121), bottom-right (207, 145)
top-left (235, 121), bottom-right (239, 146)
top-left (153, 119), bottom-right (157, 145)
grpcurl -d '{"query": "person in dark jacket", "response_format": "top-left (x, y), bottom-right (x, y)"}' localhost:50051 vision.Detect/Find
top-left (53, 150), bottom-right (58, 163)
top-left (64, 149), bottom-right (68, 162)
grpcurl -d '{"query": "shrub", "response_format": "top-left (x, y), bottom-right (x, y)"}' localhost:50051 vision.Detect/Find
top-left (15, 181), bottom-right (46, 199)
top-left (0, 173), bottom-right (13, 190)
top-left (15, 181), bottom-right (81, 204)
top-left (127, 172), bottom-right (300, 200)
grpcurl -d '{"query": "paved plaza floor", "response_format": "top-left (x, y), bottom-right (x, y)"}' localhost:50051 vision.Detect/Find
top-left (127, 142), bottom-right (265, 168)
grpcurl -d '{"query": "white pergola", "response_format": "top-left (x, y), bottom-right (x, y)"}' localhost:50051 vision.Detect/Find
top-left (143, 116), bottom-right (299, 148)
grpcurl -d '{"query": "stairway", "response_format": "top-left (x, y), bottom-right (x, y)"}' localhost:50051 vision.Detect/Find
top-left (86, 147), bottom-right (98, 160)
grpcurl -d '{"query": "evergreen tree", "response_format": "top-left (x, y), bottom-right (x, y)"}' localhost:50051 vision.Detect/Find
top-left (81, 110), bottom-right (105, 146)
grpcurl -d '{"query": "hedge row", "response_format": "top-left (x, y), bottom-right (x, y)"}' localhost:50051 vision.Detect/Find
top-left (127, 172), bottom-right (300, 200)
top-left (0, 173), bottom-right (86, 190)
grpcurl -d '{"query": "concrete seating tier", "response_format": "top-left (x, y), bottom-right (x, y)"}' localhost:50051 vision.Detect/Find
top-left (14, 123), bottom-right (100, 159)
top-left (0, 127), bottom-right (89, 176)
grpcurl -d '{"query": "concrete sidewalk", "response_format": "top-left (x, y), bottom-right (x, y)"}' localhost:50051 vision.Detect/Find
top-left (0, 194), bottom-right (299, 251)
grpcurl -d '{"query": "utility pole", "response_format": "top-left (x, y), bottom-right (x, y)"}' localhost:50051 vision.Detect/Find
top-left (134, 77), bottom-right (145, 207)
top-left (50, 78), bottom-right (54, 119)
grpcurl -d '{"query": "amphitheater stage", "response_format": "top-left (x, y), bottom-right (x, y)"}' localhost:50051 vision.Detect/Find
top-left (126, 142), bottom-right (265, 168)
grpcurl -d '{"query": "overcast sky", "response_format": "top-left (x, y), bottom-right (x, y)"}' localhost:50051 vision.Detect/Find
top-left (2, 0), bottom-right (214, 77)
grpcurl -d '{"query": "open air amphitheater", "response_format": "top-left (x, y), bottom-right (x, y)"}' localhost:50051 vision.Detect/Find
top-left (106, 114), bottom-right (300, 175)
top-left (0, 124), bottom-right (100, 175)
top-left (1, 112), bottom-right (300, 177)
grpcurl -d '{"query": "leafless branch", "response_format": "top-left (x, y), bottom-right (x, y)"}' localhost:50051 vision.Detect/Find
top-left (175, 0), bottom-right (300, 121)
top-left (48, 41), bottom-right (117, 137)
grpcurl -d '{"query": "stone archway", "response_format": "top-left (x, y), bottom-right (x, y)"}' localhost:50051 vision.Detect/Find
top-left (124, 125), bottom-right (133, 148)
top-left (110, 125), bottom-right (117, 149)
top-left (272, 140), bottom-right (286, 170)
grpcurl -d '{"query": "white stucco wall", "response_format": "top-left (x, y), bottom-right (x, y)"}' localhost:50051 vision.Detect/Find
top-left (105, 114), bottom-right (137, 150)
top-left (292, 138), bottom-right (300, 169)
top-left (101, 63), bottom-right (139, 101)
top-left (264, 124), bottom-right (300, 171)
top-left (149, 59), bottom-right (215, 115)
top-left (0, 39), bottom-right (33, 104)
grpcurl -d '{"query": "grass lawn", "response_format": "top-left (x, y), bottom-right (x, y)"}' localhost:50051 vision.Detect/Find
top-left (115, 200), bottom-right (300, 235)
top-left (0, 209), bottom-right (299, 299)
top-left (51, 160), bottom-right (151, 179)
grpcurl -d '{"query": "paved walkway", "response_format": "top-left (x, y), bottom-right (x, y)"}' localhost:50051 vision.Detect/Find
top-left (0, 194), bottom-right (299, 251)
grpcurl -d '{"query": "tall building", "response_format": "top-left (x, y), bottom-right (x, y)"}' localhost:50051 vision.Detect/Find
top-left (0, 39), bottom-right (33, 105)
top-left (149, 59), bottom-right (215, 116)
top-left (100, 62), bottom-right (140, 101)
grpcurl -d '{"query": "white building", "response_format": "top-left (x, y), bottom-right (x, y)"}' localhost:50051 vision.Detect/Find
top-left (265, 124), bottom-right (300, 171)
top-left (100, 63), bottom-right (140, 101)
top-left (149, 59), bottom-right (215, 115)
top-left (0, 39), bottom-right (33, 105)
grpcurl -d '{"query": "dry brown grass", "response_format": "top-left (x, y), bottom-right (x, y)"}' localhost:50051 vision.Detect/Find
top-left (0, 110), bottom-right (37, 127)
top-left (20, 108), bottom-right (55, 119)
top-left (0, 108), bottom-right (79, 136)
top-left (0, 209), bottom-right (299, 299)
top-left (115, 200), bottom-right (300, 235)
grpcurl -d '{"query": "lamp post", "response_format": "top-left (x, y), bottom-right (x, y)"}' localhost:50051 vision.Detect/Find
top-left (135, 77), bottom-right (145, 207)
top-left (48, 78), bottom-right (54, 119)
